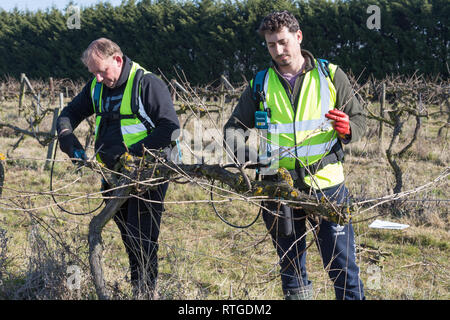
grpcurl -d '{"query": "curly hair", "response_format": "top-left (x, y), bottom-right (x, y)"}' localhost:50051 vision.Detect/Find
top-left (257, 11), bottom-right (300, 37)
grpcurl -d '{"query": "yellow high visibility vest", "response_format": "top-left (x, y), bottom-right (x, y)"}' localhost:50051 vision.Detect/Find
top-left (253, 60), bottom-right (344, 189)
top-left (90, 62), bottom-right (154, 163)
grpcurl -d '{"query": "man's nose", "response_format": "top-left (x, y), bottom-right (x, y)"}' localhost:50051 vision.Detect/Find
top-left (275, 44), bottom-right (284, 55)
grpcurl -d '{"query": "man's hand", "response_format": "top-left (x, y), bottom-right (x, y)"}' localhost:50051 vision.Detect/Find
top-left (120, 152), bottom-right (134, 172)
top-left (325, 109), bottom-right (351, 139)
top-left (72, 148), bottom-right (87, 166)
top-left (73, 149), bottom-right (87, 161)
top-left (58, 133), bottom-right (86, 163)
top-left (113, 152), bottom-right (134, 173)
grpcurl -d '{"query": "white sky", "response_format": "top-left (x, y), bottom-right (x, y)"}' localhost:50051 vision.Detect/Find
top-left (0, 0), bottom-right (126, 12)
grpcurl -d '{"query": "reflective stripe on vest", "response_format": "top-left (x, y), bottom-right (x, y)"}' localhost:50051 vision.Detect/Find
top-left (90, 62), bottom-right (153, 149)
top-left (271, 138), bottom-right (338, 159)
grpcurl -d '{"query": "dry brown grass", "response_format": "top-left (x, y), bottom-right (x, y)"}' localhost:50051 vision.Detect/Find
top-left (0, 81), bottom-right (448, 300)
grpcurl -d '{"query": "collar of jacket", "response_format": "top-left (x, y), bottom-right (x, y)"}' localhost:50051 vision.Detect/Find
top-left (114, 55), bottom-right (133, 88)
top-left (270, 49), bottom-right (317, 77)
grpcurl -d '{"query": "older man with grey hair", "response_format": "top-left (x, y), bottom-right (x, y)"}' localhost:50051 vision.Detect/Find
top-left (57, 38), bottom-right (180, 298)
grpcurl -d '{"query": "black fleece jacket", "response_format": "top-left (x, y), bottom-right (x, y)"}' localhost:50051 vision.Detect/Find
top-left (57, 56), bottom-right (180, 168)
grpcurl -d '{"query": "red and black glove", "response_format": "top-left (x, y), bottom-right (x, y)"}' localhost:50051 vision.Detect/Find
top-left (325, 109), bottom-right (351, 139)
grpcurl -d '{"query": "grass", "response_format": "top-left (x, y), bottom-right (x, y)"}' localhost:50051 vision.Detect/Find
top-left (0, 94), bottom-right (449, 300)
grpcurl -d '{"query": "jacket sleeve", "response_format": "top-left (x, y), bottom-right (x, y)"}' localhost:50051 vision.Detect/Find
top-left (56, 80), bottom-right (95, 137)
top-left (223, 84), bottom-right (256, 155)
top-left (128, 73), bottom-right (180, 156)
top-left (332, 67), bottom-right (366, 143)
top-left (222, 84), bottom-right (257, 159)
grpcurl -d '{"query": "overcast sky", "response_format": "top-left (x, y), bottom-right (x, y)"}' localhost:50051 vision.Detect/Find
top-left (0, 0), bottom-right (125, 12)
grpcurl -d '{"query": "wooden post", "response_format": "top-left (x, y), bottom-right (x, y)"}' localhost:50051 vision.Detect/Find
top-left (35, 92), bottom-right (41, 132)
top-left (220, 75), bottom-right (235, 126)
top-left (0, 82), bottom-right (4, 101)
top-left (379, 82), bottom-right (386, 156)
top-left (18, 73), bottom-right (26, 116)
top-left (37, 93), bottom-right (40, 114)
top-left (22, 73), bottom-right (37, 97)
top-left (219, 77), bottom-right (226, 129)
top-left (44, 93), bottom-right (63, 170)
top-left (49, 77), bottom-right (54, 105)
top-left (170, 79), bottom-right (177, 102)
top-left (19, 73), bottom-right (43, 115)
top-left (220, 74), bottom-right (234, 92)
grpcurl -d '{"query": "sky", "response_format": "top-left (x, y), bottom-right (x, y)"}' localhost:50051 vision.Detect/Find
top-left (0, 0), bottom-right (126, 12)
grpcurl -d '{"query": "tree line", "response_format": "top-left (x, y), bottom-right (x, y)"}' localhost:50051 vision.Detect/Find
top-left (0, 0), bottom-right (448, 85)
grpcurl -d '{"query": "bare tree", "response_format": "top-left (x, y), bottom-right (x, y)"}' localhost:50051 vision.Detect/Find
top-left (365, 74), bottom-right (449, 194)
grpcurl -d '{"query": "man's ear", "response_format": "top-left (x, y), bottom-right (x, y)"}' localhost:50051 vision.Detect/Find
top-left (297, 30), bottom-right (303, 44)
top-left (113, 54), bottom-right (123, 68)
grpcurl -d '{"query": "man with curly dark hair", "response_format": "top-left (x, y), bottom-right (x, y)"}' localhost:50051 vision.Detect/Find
top-left (224, 11), bottom-right (366, 300)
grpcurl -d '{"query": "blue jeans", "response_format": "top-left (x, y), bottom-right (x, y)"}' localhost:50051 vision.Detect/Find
top-left (262, 184), bottom-right (365, 300)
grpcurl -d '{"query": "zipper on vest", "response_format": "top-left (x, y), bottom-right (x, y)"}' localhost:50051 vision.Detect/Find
top-left (282, 77), bottom-right (299, 166)
top-left (290, 92), bottom-right (300, 165)
top-left (274, 67), bottom-right (301, 168)
top-left (279, 74), bottom-right (300, 166)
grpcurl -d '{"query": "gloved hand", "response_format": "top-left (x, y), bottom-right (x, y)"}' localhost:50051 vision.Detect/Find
top-left (128, 142), bottom-right (144, 157)
top-left (72, 149), bottom-right (87, 166)
top-left (73, 149), bottom-right (87, 161)
top-left (98, 145), bottom-right (127, 169)
top-left (58, 133), bottom-right (85, 163)
top-left (325, 109), bottom-right (351, 139)
top-left (113, 152), bottom-right (134, 173)
top-left (120, 152), bottom-right (134, 172)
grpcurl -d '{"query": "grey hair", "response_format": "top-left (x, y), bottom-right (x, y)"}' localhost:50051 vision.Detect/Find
top-left (81, 38), bottom-right (123, 66)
